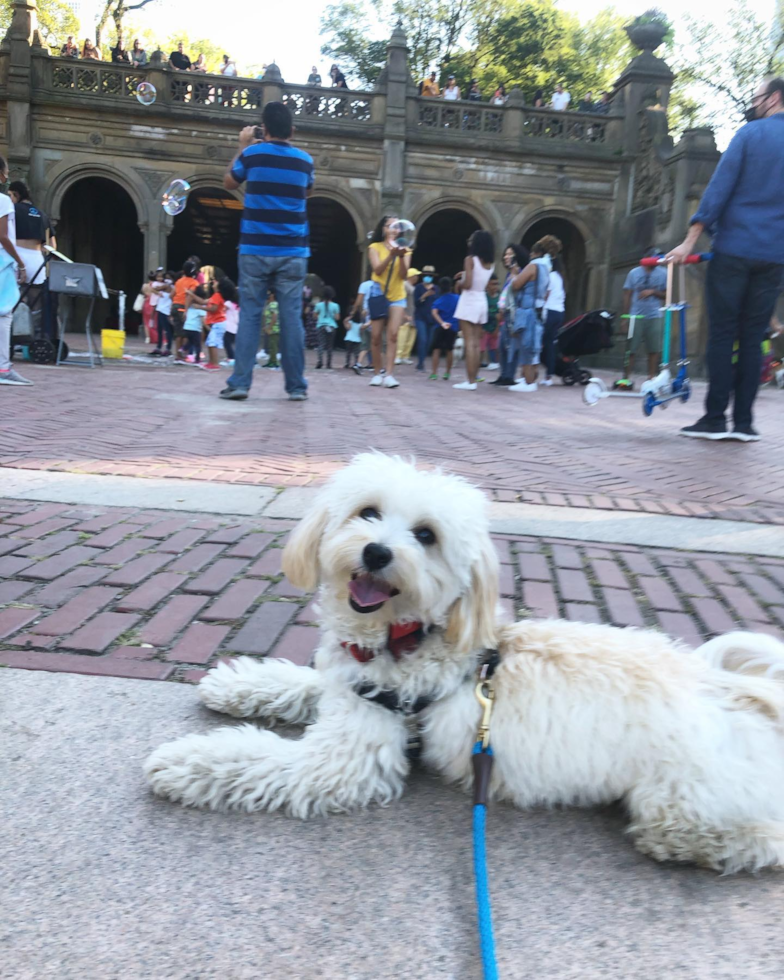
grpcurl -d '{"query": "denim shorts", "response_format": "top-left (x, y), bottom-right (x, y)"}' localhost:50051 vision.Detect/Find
top-left (369, 282), bottom-right (406, 308)
top-left (206, 322), bottom-right (226, 348)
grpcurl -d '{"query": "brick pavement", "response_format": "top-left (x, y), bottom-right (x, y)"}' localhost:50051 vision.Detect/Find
top-left (3, 349), bottom-right (784, 523)
top-left (2, 499), bottom-right (784, 684)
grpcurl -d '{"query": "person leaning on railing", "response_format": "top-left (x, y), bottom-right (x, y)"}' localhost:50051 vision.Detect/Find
top-left (60, 36), bottom-right (79, 58)
top-left (81, 38), bottom-right (101, 61)
top-left (130, 38), bottom-right (148, 68)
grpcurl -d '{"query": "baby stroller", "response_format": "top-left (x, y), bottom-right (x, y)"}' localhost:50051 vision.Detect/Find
top-left (554, 309), bottom-right (615, 385)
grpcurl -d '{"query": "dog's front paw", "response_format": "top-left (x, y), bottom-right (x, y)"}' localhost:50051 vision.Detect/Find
top-left (198, 657), bottom-right (265, 717)
top-left (144, 733), bottom-right (210, 806)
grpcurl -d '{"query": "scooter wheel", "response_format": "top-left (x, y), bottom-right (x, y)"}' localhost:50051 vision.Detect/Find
top-left (583, 378), bottom-right (607, 407)
top-left (578, 369), bottom-right (592, 386)
top-left (28, 338), bottom-right (55, 364)
top-left (642, 394), bottom-right (655, 417)
top-left (58, 341), bottom-right (69, 363)
top-left (680, 379), bottom-right (691, 403)
top-left (563, 373), bottom-right (576, 386)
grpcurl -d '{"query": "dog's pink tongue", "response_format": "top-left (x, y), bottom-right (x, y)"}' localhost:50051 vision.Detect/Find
top-left (348, 575), bottom-right (394, 608)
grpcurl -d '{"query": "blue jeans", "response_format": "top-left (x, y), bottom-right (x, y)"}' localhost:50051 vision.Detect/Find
top-left (704, 251), bottom-right (783, 428)
top-left (415, 318), bottom-right (430, 368)
top-left (228, 254), bottom-right (308, 394)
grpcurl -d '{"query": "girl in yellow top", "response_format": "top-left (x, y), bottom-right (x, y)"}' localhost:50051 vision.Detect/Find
top-left (367, 214), bottom-right (411, 388)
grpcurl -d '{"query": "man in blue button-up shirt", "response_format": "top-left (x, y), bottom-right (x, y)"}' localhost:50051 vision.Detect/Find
top-left (667, 76), bottom-right (784, 442)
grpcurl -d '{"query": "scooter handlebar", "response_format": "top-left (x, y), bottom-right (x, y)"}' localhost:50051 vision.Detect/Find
top-left (639, 252), bottom-right (712, 267)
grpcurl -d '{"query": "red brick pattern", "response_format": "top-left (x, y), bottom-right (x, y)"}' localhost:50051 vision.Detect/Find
top-left (2, 501), bottom-right (784, 683)
top-left (4, 360), bottom-right (784, 524)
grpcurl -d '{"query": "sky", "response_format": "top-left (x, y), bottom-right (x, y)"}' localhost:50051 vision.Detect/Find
top-left (117, 0), bottom-right (777, 87)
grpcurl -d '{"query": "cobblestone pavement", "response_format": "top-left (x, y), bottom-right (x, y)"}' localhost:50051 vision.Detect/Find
top-left (2, 499), bottom-right (783, 683)
top-left (4, 349), bottom-right (784, 523)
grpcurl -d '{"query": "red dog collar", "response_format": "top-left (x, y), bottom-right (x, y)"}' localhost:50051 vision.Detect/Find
top-left (341, 621), bottom-right (424, 663)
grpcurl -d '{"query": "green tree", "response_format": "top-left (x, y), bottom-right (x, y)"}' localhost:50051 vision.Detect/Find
top-left (319, 1), bottom-right (388, 87)
top-left (95, 0), bottom-right (158, 48)
top-left (671, 0), bottom-right (784, 131)
top-left (0, 0), bottom-right (78, 50)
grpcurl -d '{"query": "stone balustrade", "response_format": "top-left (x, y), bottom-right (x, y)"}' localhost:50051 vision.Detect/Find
top-left (35, 56), bottom-right (620, 148)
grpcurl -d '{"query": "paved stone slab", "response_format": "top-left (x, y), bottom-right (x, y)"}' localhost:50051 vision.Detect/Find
top-left (2, 669), bottom-right (782, 980)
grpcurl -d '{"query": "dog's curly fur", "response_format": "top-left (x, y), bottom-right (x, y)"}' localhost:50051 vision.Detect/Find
top-left (145, 453), bottom-right (784, 873)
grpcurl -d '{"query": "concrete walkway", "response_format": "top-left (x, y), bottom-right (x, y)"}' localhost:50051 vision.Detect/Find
top-left (3, 468), bottom-right (784, 556)
top-left (2, 668), bottom-right (782, 980)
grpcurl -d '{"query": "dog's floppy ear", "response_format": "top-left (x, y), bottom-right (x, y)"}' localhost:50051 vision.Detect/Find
top-left (444, 535), bottom-right (499, 655)
top-left (281, 498), bottom-right (330, 591)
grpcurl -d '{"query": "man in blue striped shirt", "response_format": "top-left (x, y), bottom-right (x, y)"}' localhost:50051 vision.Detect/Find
top-left (220, 101), bottom-right (314, 401)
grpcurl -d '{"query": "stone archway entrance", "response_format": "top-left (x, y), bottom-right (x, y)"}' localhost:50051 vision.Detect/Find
top-left (58, 176), bottom-right (144, 332)
top-left (522, 217), bottom-right (587, 320)
top-left (307, 196), bottom-right (360, 312)
top-left (413, 208), bottom-right (480, 281)
top-left (167, 187), bottom-right (242, 281)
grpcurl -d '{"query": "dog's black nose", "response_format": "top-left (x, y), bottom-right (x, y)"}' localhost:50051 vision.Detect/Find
top-left (362, 542), bottom-right (393, 572)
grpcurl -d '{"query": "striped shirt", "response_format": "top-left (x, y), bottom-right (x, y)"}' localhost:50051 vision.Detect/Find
top-left (231, 140), bottom-right (314, 257)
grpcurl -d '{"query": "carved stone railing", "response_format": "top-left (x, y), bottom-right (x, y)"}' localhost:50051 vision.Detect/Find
top-left (50, 59), bottom-right (146, 99)
top-left (415, 97), bottom-right (505, 135)
top-left (280, 85), bottom-right (375, 124)
top-left (521, 107), bottom-right (610, 143)
top-left (411, 95), bottom-right (619, 148)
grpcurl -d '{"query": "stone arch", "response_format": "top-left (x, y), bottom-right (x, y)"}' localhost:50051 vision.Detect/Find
top-left (167, 184), bottom-right (243, 281)
top-left (46, 161), bottom-right (146, 228)
top-left (310, 181), bottom-right (372, 248)
top-left (409, 195), bottom-right (494, 232)
top-left (308, 195), bottom-right (362, 312)
top-left (54, 171), bottom-right (145, 333)
top-left (516, 208), bottom-right (603, 318)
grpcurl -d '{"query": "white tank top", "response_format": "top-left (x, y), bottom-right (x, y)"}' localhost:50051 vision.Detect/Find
top-left (466, 255), bottom-right (493, 295)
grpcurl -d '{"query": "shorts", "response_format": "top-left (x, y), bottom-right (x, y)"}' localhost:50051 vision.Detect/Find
top-left (431, 327), bottom-right (456, 353)
top-left (629, 316), bottom-right (663, 354)
top-left (480, 330), bottom-right (499, 351)
top-left (369, 282), bottom-right (406, 309)
top-left (171, 305), bottom-right (186, 337)
top-left (206, 322), bottom-right (226, 348)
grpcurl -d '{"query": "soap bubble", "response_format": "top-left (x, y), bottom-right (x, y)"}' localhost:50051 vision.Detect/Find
top-left (135, 81), bottom-right (157, 106)
top-left (161, 179), bottom-right (191, 216)
top-left (390, 218), bottom-right (416, 250)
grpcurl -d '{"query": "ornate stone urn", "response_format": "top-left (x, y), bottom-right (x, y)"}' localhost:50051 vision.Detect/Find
top-left (625, 20), bottom-right (669, 53)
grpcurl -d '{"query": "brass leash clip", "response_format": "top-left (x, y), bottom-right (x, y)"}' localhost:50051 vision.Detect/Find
top-left (475, 680), bottom-right (495, 749)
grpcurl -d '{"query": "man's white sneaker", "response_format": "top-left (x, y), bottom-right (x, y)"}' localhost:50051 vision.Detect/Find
top-left (369, 374), bottom-right (383, 386)
top-left (453, 381), bottom-right (477, 390)
top-left (383, 375), bottom-right (400, 388)
top-left (394, 358), bottom-right (402, 365)
top-left (539, 378), bottom-right (554, 386)
top-left (403, 358), bottom-right (414, 365)
top-left (509, 381), bottom-right (538, 392)
top-left (486, 362), bottom-right (500, 370)
top-left (0, 368), bottom-right (33, 386)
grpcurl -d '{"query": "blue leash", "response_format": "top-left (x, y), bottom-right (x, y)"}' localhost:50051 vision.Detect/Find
top-left (472, 740), bottom-right (498, 979)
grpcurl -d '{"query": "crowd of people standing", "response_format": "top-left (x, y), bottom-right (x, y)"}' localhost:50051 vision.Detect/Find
top-left (419, 73), bottom-right (612, 113)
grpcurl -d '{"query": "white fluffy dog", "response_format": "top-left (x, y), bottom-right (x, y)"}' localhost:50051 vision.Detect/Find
top-left (146, 453), bottom-right (784, 873)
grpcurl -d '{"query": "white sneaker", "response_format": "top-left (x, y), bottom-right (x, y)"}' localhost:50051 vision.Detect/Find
top-left (369, 374), bottom-right (383, 386)
top-left (453, 381), bottom-right (477, 390)
top-left (509, 381), bottom-right (538, 392)
top-left (383, 375), bottom-right (400, 388)
top-left (219, 359), bottom-right (234, 367)
top-left (539, 378), bottom-right (554, 386)
top-left (403, 358), bottom-right (414, 365)
top-left (256, 351), bottom-right (270, 365)
top-left (0, 368), bottom-right (33, 386)
top-left (486, 362), bottom-right (500, 370)
top-left (394, 358), bottom-right (402, 365)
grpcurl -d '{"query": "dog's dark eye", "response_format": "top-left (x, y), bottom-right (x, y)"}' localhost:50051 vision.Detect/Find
top-left (414, 526), bottom-right (436, 546)
top-left (360, 506), bottom-right (381, 521)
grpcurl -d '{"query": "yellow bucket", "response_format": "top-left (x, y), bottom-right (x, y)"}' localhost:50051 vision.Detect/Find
top-left (101, 329), bottom-right (125, 359)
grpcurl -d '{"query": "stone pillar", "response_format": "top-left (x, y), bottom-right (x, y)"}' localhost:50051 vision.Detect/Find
top-left (380, 24), bottom-right (409, 215)
top-left (612, 49), bottom-right (674, 156)
top-left (261, 62), bottom-right (284, 108)
top-left (2, 0), bottom-right (38, 179)
top-left (502, 87), bottom-right (525, 145)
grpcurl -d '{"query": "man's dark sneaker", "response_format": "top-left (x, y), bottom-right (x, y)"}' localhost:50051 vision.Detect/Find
top-left (352, 363), bottom-right (363, 375)
top-left (728, 426), bottom-right (760, 443)
top-left (679, 417), bottom-right (728, 440)
top-left (219, 386), bottom-right (249, 401)
top-left (490, 377), bottom-right (515, 386)
top-left (288, 390), bottom-right (308, 401)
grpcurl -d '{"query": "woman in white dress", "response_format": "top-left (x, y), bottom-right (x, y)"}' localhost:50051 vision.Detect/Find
top-left (453, 230), bottom-right (495, 390)
top-left (443, 75), bottom-right (461, 100)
